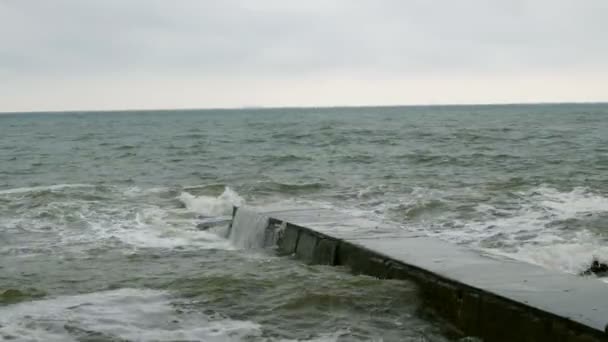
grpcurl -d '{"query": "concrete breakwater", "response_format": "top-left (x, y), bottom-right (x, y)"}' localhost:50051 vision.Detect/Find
top-left (229, 207), bottom-right (608, 342)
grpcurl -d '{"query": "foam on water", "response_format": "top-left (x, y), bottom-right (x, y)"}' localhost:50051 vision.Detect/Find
top-left (178, 187), bottom-right (243, 217)
top-left (535, 186), bottom-right (608, 217)
top-left (421, 186), bottom-right (608, 275)
top-left (489, 240), bottom-right (608, 275)
top-left (91, 207), bottom-right (234, 251)
top-left (0, 288), bottom-right (261, 342)
top-left (0, 185), bottom-right (239, 256)
top-left (3, 179), bottom-right (605, 278)
top-left (277, 329), bottom-right (352, 342)
top-left (245, 186), bottom-right (608, 277)
top-left (0, 184), bottom-right (95, 196)
top-left (112, 207), bottom-right (233, 250)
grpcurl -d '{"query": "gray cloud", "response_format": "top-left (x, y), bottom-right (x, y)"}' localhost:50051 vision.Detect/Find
top-left (1, 0), bottom-right (607, 110)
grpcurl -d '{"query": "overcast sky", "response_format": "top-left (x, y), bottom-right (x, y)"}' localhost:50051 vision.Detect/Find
top-left (1, 0), bottom-right (607, 112)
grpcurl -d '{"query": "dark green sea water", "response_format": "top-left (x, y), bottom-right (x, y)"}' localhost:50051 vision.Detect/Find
top-left (1, 104), bottom-right (607, 341)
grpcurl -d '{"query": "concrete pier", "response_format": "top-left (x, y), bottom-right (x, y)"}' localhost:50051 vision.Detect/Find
top-left (234, 207), bottom-right (608, 342)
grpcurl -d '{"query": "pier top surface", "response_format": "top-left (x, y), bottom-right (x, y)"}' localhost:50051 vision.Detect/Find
top-left (265, 208), bottom-right (608, 333)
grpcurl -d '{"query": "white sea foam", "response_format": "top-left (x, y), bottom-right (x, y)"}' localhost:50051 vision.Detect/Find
top-left (250, 197), bottom-right (335, 214)
top-left (487, 240), bottom-right (608, 275)
top-left (1, 184), bottom-right (347, 254)
top-left (87, 206), bottom-right (233, 251)
top-left (0, 183), bottom-right (95, 195)
top-left (534, 186), bottom-right (608, 217)
top-left (2, 192), bottom-right (236, 255)
top-left (0, 288), bottom-right (261, 342)
top-left (178, 187), bottom-right (243, 217)
top-left (423, 186), bottom-right (608, 275)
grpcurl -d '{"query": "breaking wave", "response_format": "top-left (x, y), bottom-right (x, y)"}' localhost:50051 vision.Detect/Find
top-left (0, 288), bottom-right (261, 342)
top-left (0, 183), bottom-right (95, 196)
top-left (0, 184), bottom-right (240, 255)
top-left (423, 186), bottom-right (608, 275)
top-left (535, 186), bottom-right (608, 217)
top-left (178, 187), bottom-right (243, 217)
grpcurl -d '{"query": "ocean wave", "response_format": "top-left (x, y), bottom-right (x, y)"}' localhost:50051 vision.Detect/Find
top-left (114, 144), bottom-right (137, 150)
top-left (174, 133), bottom-right (207, 139)
top-left (0, 184), bottom-right (95, 196)
top-left (399, 199), bottom-right (446, 220)
top-left (257, 154), bottom-right (314, 163)
top-left (117, 152), bottom-right (136, 158)
top-left (75, 203), bottom-right (233, 250)
top-left (0, 288), bottom-right (261, 342)
top-left (178, 187), bottom-right (243, 217)
top-left (2, 185), bottom-right (237, 254)
top-left (338, 154), bottom-right (375, 164)
top-left (251, 181), bottom-right (328, 195)
top-left (391, 153), bottom-right (453, 164)
top-left (532, 186), bottom-right (608, 217)
top-left (355, 184), bottom-right (388, 200)
top-left (120, 207), bottom-right (233, 249)
top-left (483, 232), bottom-right (608, 276)
top-left (183, 183), bottom-right (228, 194)
top-left (422, 185), bottom-right (608, 275)
top-left (121, 185), bottom-right (178, 198)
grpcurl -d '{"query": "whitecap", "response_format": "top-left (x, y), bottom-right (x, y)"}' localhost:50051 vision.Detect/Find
top-left (421, 186), bottom-right (608, 276)
top-left (533, 186), bottom-right (608, 217)
top-left (178, 187), bottom-right (243, 217)
top-left (88, 206), bottom-right (234, 250)
top-left (0, 288), bottom-right (261, 342)
top-left (0, 184), bottom-right (95, 196)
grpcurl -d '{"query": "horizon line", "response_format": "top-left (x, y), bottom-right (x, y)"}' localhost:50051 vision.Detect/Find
top-left (1, 100), bottom-right (607, 115)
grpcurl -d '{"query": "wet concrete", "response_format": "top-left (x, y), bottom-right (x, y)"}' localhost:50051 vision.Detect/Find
top-left (240, 207), bottom-right (608, 342)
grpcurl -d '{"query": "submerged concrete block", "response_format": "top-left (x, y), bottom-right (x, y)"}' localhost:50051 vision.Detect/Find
top-left (457, 289), bottom-right (481, 336)
top-left (335, 242), bottom-right (388, 278)
top-left (421, 279), bottom-right (464, 329)
top-left (276, 223), bottom-right (300, 255)
top-left (476, 294), bottom-right (548, 342)
top-left (295, 229), bottom-right (318, 263)
top-left (551, 319), bottom-right (602, 342)
top-left (312, 238), bottom-right (338, 265)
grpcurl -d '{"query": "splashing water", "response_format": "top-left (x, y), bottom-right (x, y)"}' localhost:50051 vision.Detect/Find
top-left (535, 186), bottom-right (608, 218)
top-left (178, 187), bottom-right (243, 217)
top-left (0, 289), bottom-right (262, 342)
top-left (419, 185), bottom-right (608, 275)
top-left (228, 207), bottom-right (271, 249)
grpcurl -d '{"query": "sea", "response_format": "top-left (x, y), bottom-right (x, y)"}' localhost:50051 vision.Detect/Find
top-left (1, 103), bottom-right (607, 341)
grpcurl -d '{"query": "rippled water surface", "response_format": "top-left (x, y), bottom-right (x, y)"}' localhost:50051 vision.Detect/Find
top-left (1, 104), bottom-right (607, 341)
